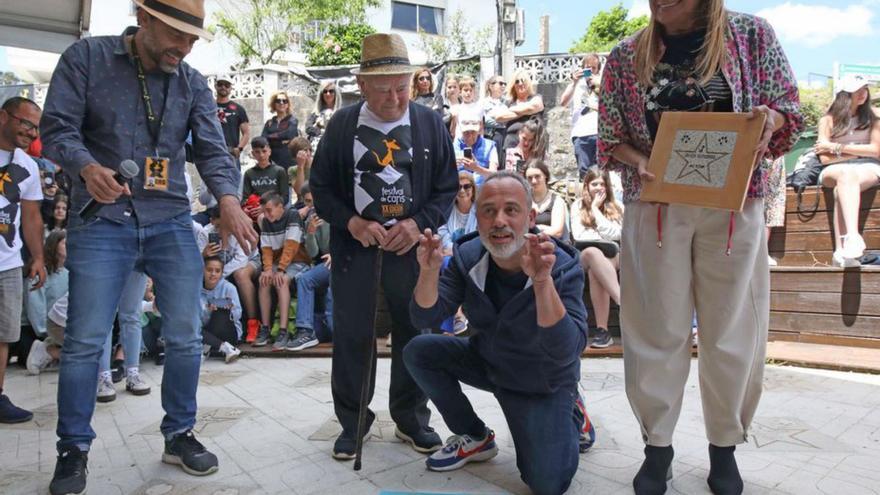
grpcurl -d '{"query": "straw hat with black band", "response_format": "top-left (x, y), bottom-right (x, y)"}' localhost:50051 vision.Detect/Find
top-left (351, 33), bottom-right (418, 76)
top-left (134, 0), bottom-right (214, 41)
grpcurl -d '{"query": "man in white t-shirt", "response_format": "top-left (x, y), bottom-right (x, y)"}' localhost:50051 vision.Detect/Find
top-left (559, 54), bottom-right (601, 179)
top-left (0, 96), bottom-right (46, 424)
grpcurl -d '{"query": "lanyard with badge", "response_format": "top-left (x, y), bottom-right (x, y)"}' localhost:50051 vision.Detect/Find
top-left (131, 36), bottom-right (170, 191)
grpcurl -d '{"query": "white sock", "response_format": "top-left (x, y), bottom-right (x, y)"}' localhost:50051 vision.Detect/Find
top-left (99, 370), bottom-right (112, 382)
top-left (126, 367), bottom-right (139, 378)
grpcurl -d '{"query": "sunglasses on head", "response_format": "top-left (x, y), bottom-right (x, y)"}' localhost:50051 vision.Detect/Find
top-left (418, 76), bottom-right (431, 81)
top-left (515, 79), bottom-right (524, 85)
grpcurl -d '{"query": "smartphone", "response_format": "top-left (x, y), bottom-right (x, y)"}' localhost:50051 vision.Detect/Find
top-left (208, 232), bottom-right (221, 245)
top-left (583, 68), bottom-right (592, 79)
top-left (463, 147), bottom-right (473, 159)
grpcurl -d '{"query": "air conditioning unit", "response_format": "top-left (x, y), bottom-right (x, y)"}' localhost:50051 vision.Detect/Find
top-left (515, 9), bottom-right (525, 46)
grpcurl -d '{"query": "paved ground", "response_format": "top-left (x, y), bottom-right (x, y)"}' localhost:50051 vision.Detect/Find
top-left (2, 356), bottom-right (879, 495)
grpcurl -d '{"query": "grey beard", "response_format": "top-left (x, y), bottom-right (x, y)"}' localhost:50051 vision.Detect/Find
top-left (479, 229), bottom-right (527, 260)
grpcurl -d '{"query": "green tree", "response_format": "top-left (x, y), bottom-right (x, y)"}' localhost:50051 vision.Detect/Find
top-left (306, 23), bottom-right (376, 66)
top-left (798, 82), bottom-right (834, 129)
top-left (0, 71), bottom-right (22, 85)
top-left (212, 0), bottom-right (379, 66)
top-left (420, 9), bottom-right (493, 64)
top-left (570, 4), bottom-right (648, 53)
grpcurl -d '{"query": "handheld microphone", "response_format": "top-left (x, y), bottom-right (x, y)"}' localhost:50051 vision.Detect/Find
top-left (79, 159), bottom-right (140, 220)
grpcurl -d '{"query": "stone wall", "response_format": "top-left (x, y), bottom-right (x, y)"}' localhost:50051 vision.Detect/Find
top-left (541, 82), bottom-right (578, 182)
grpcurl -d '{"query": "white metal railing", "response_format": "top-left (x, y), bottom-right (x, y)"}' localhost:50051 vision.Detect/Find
top-left (514, 53), bottom-right (607, 84)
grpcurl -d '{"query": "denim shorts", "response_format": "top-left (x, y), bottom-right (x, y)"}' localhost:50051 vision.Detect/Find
top-left (0, 267), bottom-right (22, 342)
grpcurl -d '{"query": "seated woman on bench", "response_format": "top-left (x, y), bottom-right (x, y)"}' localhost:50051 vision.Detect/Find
top-left (570, 167), bottom-right (624, 348)
top-left (814, 76), bottom-right (880, 267)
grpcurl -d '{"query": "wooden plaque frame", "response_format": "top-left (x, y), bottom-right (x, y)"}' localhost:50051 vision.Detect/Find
top-left (640, 112), bottom-right (766, 211)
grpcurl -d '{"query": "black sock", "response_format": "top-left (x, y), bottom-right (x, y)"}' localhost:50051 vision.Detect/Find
top-left (707, 444), bottom-right (743, 495)
top-left (633, 445), bottom-right (673, 495)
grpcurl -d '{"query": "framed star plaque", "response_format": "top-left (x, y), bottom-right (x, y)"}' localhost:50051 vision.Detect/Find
top-left (640, 112), bottom-right (766, 211)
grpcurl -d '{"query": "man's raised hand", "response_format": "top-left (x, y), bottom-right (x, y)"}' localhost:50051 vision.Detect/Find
top-left (416, 228), bottom-right (444, 272)
top-left (521, 233), bottom-right (556, 284)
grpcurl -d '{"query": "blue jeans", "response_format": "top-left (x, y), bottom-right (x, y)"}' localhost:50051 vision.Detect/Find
top-left (98, 271), bottom-right (148, 373)
top-left (573, 135), bottom-right (598, 179)
top-left (403, 335), bottom-right (580, 495)
top-left (293, 263), bottom-right (332, 335)
top-left (58, 213), bottom-right (203, 451)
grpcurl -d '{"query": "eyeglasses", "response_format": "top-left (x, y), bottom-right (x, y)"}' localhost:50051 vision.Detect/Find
top-left (418, 76), bottom-right (431, 81)
top-left (7, 113), bottom-right (39, 132)
top-left (322, 89), bottom-right (335, 95)
top-left (459, 184), bottom-right (473, 190)
top-left (275, 99), bottom-right (289, 104)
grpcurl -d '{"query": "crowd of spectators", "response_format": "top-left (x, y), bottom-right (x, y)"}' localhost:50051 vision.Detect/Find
top-left (6, 54), bottom-right (879, 414)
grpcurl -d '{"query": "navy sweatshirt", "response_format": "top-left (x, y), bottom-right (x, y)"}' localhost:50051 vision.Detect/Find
top-left (411, 231), bottom-right (588, 395)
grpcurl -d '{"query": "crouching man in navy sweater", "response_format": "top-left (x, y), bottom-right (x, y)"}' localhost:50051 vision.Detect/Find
top-left (404, 170), bottom-right (588, 495)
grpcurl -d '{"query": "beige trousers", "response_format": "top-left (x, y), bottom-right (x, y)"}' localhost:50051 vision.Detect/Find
top-left (620, 199), bottom-right (769, 447)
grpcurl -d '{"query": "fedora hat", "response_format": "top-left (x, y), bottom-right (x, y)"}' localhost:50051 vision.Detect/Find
top-left (134, 0), bottom-right (214, 41)
top-left (351, 33), bottom-right (417, 76)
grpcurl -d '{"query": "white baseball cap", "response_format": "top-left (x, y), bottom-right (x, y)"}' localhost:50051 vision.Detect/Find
top-left (838, 75), bottom-right (868, 94)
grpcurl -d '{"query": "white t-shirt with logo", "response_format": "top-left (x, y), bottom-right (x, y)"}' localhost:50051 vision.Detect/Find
top-left (0, 148), bottom-right (43, 272)
top-left (352, 105), bottom-right (414, 226)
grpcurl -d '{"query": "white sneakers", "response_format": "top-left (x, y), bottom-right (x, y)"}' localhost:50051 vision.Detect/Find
top-left (219, 342), bottom-right (241, 363)
top-left (26, 340), bottom-right (55, 375)
top-left (832, 234), bottom-right (866, 268)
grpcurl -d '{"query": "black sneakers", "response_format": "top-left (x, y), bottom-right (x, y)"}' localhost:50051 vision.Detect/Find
top-left (394, 426), bottom-right (443, 453)
top-left (50, 445), bottom-right (88, 495)
top-left (590, 327), bottom-right (613, 349)
top-left (162, 430), bottom-right (219, 476)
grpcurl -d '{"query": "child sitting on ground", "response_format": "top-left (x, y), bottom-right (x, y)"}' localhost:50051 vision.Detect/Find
top-left (200, 256), bottom-right (243, 363)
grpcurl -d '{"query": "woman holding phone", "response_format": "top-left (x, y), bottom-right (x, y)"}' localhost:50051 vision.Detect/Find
top-left (599, 0), bottom-right (803, 493)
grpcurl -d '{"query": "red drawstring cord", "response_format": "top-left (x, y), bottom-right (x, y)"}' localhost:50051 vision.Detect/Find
top-left (656, 204), bottom-right (663, 248)
top-left (726, 211), bottom-right (735, 256)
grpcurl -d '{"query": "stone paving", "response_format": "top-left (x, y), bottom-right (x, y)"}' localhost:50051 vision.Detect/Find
top-left (2, 356), bottom-right (879, 495)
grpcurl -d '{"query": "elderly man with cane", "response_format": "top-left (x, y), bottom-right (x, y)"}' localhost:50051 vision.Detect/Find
top-left (310, 33), bottom-right (458, 465)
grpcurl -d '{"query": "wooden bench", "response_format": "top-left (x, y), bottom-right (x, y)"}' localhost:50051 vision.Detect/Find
top-left (769, 186), bottom-right (880, 347)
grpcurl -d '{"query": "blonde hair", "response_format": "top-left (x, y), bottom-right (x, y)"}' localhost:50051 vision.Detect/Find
top-left (314, 80), bottom-right (340, 113)
top-left (269, 91), bottom-right (292, 117)
top-left (579, 168), bottom-right (623, 228)
top-left (410, 68), bottom-right (433, 99)
top-left (507, 69), bottom-right (536, 102)
top-left (633, 0), bottom-right (729, 87)
top-left (458, 76), bottom-right (476, 91)
top-left (484, 75), bottom-right (504, 98)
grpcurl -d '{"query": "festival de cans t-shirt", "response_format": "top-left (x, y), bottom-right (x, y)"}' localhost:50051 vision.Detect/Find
top-left (216, 100), bottom-right (249, 148)
top-left (353, 105), bottom-right (414, 226)
top-left (0, 149), bottom-right (43, 271)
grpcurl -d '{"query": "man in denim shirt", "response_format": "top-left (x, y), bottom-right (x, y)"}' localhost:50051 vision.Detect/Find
top-left (39, 2), bottom-right (258, 494)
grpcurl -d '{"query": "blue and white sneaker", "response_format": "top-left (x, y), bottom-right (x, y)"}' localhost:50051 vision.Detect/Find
top-left (426, 429), bottom-right (498, 472)
top-left (575, 392), bottom-right (596, 452)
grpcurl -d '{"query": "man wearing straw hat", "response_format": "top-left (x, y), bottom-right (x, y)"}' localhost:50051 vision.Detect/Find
top-left (310, 33), bottom-right (458, 461)
top-left (40, 1), bottom-right (258, 493)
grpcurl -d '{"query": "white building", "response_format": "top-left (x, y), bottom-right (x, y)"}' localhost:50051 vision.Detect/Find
top-left (4, 0), bottom-right (498, 83)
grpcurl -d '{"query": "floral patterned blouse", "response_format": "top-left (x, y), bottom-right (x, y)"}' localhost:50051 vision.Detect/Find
top-left (598, 12), bottom-right (804, 203)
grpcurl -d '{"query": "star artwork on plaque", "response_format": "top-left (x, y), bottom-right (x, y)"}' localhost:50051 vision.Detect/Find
top-left (664, 130), bottom-right (738, 188)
